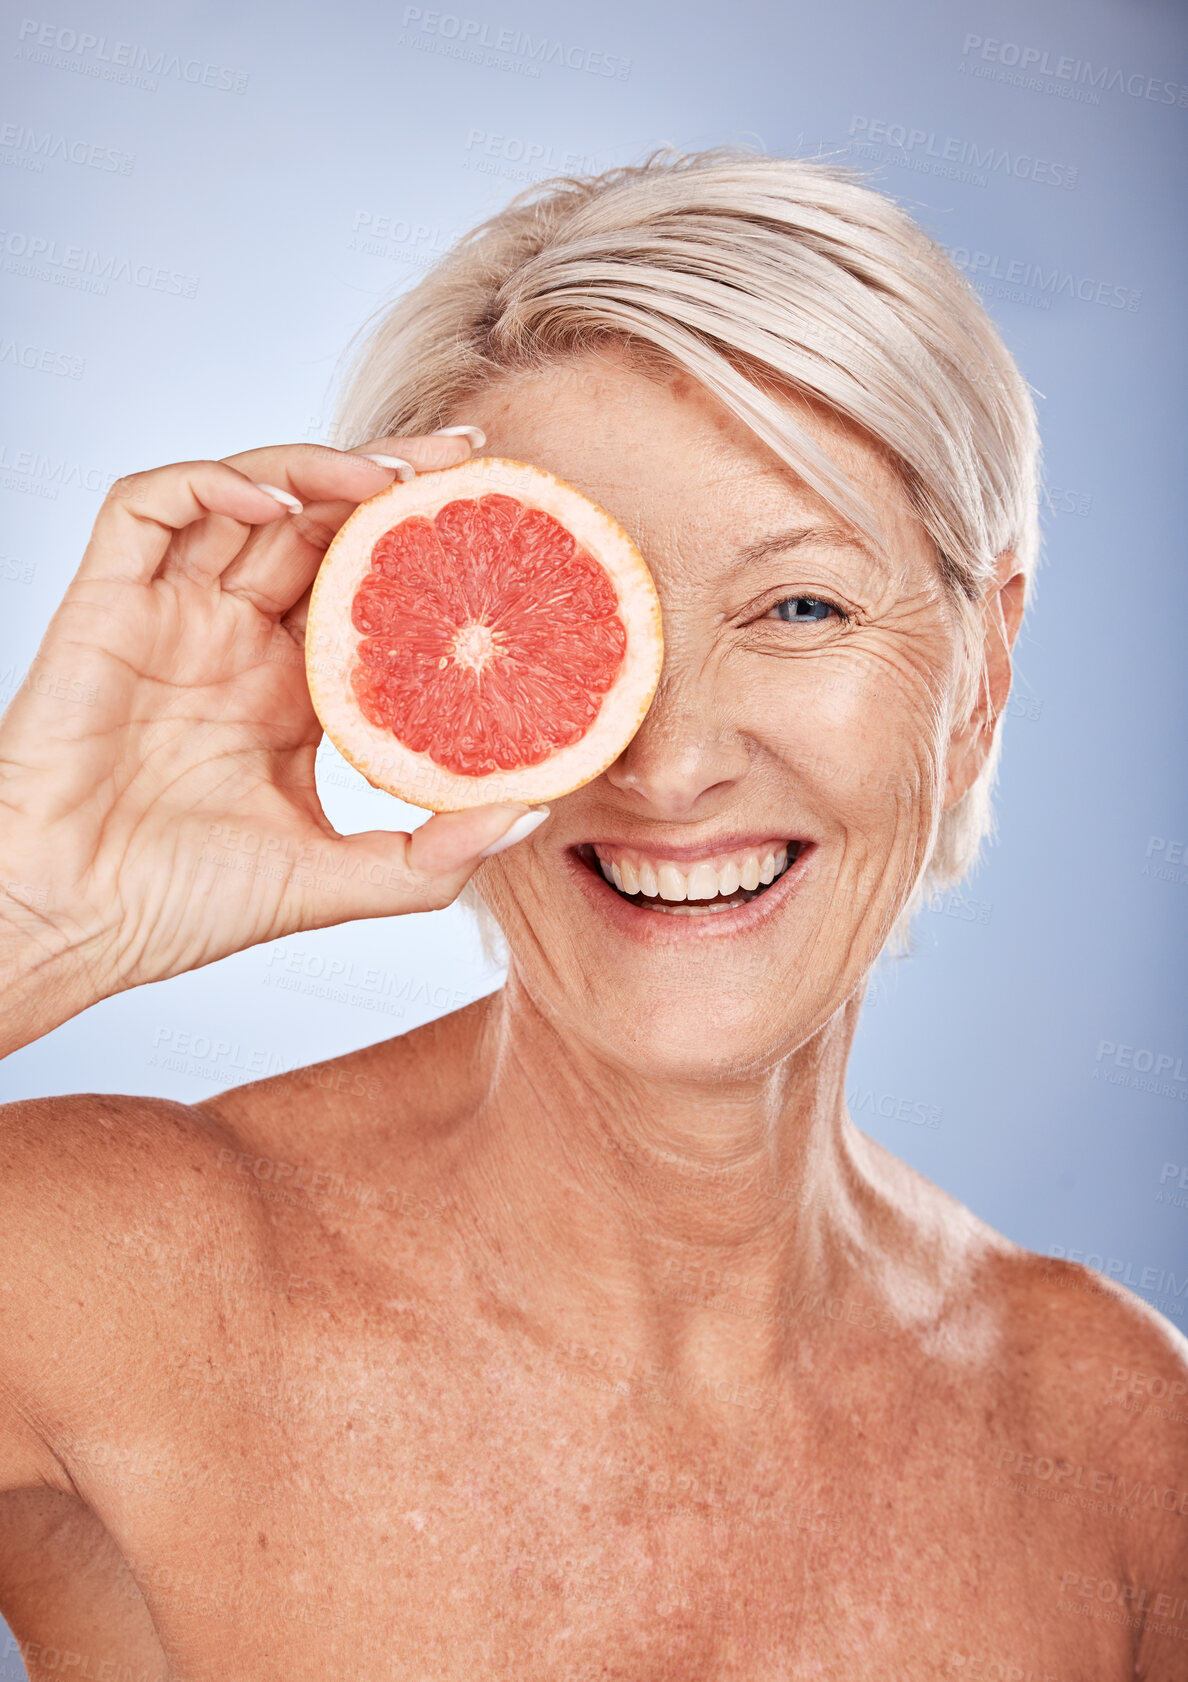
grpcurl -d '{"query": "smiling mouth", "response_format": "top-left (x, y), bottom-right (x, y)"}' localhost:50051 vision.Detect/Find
top-left (574, 842), bottom-right (804, 916)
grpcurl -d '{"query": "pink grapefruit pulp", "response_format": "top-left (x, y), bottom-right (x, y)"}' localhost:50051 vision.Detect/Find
top-left (305, 457), bottom-right (664, 811)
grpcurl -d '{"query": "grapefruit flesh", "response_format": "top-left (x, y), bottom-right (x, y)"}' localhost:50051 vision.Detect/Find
top-left (306, 458), bottom-right (664, 811)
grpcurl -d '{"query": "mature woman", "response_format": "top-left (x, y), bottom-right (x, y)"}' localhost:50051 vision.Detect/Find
top-left (0, 151), bottom-right (1184, 1679)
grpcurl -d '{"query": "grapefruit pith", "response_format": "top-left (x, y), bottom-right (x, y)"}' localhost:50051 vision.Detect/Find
top-left (305, 457), bottom-right (664, 811)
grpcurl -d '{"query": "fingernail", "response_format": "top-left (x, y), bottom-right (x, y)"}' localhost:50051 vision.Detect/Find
top-left (252, 481), bottom-right (303, 513)
top-left (432, 425), bottom-right (486, 448)
top-left (360, 454), bottom-right (416, 482)
top-left (478, 807), bottom-right (550, 859)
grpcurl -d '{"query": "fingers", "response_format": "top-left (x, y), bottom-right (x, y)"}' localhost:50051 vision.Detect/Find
top-left (77, 462), bottom-right (303, 585)
top-left (296, 803), bottom-right (549, 927)
top-left (216, 430), bottom-right (485, 614)
top-left (218, 430), bottom-right (480, 497)
top-left (407, 804), bottom-right (549, 875)
top-left (78, 449), bottom-right (398, 589)
top-left (346, 428), bottom-right (485, 474)
top-left (76, 430), bottom-right (486, 600)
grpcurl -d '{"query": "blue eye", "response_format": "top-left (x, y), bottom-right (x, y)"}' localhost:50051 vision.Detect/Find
top-left (771, 597), bottom-right (837, 623)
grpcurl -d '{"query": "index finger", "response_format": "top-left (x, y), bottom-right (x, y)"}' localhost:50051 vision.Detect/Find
top-left (77, 435), bottom-right (479, 592)
top-left (219, 432), bottom-right (477, 493)
top-left (215, 433), bottom-right (482, 612)
top-left (78, 459), bottom-right (311, 585)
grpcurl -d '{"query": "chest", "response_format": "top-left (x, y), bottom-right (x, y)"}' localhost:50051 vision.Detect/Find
top-left (64, 1309), bottom-right (1128, 1681)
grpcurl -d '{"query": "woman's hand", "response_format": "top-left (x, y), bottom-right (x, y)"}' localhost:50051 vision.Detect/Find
top-left (0, 432), bottom-right (541, 1054)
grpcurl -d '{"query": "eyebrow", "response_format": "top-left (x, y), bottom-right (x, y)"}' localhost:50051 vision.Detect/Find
top-left (730, 523), bottom-right (889, 577)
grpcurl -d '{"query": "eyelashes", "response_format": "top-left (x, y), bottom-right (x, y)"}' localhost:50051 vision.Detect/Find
top-left (765, 595), bottom-right (848, 625)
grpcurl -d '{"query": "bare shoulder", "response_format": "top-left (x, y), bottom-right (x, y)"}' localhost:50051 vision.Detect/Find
top-left (1016, 1244), bottom-right (1188, 1360)
top-left (0, 1007), bottom-right (480, 1500)
top-left (0, 1086), bottom-right (267, 1256)
top-left (0, 1089), bottom-right (272, 1488)
top-left (860, 1131), bottom-right (1188, 1451)
top-left (861, 1131), bottom-right (1188, 1489)
top-left (870, 1136), bottom-right (1188, 1660)
top-left (984, 1246), bottom-right (1188, 1460)
top-left (988, 1248), bottom-right (1188, 1669)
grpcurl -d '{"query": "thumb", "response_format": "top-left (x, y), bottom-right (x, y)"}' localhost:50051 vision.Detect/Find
top-left (298, 803), bottom-right (550, 926)
top-left (408, 802), bottom-right (552, 875)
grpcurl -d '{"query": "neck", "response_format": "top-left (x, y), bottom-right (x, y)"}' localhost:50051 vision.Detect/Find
top-left (442, 970), bottom-right (881, 1388)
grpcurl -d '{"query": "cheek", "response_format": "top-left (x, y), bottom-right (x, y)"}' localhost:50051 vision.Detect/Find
top-left (473, 847), bottom-right (578, 981)
top-left (741, 647), bottom-right (951, 828)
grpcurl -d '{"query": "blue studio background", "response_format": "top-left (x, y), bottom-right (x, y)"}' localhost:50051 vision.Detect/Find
top-left (1, 0), bottom-right (1186, 1669)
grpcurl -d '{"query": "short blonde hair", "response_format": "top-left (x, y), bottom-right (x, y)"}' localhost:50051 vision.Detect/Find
top-left (332, 148), bottom-right (1043, 951)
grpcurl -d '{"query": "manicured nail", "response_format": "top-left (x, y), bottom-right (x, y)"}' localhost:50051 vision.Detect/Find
top-left (252, 482), bottom-right (303, 513)
top-left (361, 454), bottom-right (416, 481)
top-left (478, 807), bottom-right (550, 859)
top-left (432, 425), bottom-right (486, 448)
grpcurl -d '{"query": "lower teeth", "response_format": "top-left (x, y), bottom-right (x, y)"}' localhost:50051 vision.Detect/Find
top-left (641, 896), bottom-right (754, 916)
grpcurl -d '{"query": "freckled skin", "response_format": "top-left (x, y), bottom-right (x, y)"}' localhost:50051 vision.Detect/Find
top-left (1, 349), bottom-right (1186, 1680)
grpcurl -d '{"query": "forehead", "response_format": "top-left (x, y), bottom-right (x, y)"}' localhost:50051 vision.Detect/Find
top-left (464, 348), bottom-right (932, 584)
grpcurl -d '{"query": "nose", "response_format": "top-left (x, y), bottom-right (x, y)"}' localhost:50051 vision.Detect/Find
top-left (601, 669), bottom-right (751, 818)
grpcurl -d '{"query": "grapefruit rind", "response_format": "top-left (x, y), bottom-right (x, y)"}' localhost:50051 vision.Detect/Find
top-left (305, 457), bottom-right (664, 811)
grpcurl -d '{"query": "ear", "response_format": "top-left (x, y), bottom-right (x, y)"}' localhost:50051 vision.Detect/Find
top-left (942, 551), bottom-right (1027, 810)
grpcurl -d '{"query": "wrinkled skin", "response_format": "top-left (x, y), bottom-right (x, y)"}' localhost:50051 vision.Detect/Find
top-left (0, 348), bottom-right (1185, 1681)
top-left (476, 353), bottom-right (977, 1091)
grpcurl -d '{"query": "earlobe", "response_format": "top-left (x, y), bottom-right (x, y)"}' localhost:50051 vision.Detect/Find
top-left (941, 716), bottom-right (983, 811)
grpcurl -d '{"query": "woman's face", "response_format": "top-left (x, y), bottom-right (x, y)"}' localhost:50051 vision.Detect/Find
top-left (464, 348), bottom-right (981, 1082)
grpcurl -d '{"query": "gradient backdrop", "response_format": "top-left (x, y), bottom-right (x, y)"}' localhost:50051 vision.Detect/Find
top-left (2, 0), bottom-right (1186, 1670)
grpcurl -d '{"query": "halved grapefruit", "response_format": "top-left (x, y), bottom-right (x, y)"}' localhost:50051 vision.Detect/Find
top-left (305, 458), bottom-right (664, 810)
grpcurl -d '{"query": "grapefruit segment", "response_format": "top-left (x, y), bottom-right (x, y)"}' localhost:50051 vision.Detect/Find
top-left (306, 458), bottom-right (664, 811)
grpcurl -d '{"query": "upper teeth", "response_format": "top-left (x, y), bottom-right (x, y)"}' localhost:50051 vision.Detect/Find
top-left (594, 844), bottom-right (790, 902)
